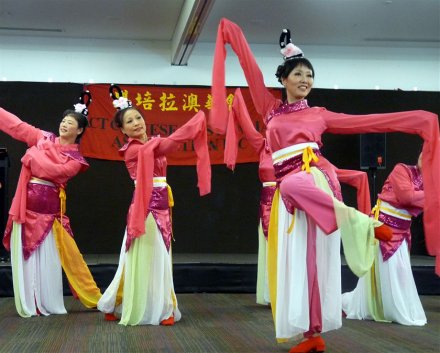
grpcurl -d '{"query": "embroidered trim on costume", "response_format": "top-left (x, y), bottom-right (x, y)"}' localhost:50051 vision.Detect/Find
top-left (42, 131), bottom-right (57, 142)
top-left (317, 167), bottom-right (342, 201)
top-left (265, 99), bottom-right (309, 125)
top-left (409, 165), bottom-right (423, 191)
top-left (273, 149), bottom-right (321, 180)
top-left (378, 212), bottom-right (412, 230)
top-left (61, 150), bottom-right (89, 167)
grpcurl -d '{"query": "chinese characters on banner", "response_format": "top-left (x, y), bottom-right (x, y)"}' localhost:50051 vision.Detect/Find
top-left (80, 84), bottom-right (281, 165)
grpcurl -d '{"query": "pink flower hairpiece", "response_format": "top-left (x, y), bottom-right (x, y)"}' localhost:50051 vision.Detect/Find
top-left (112, 96), bottom-right (132, 110)
top-left (109, 84), bottom-right (132, 110)
top-left (279, 29), bottom-right (303, 60)
top-left (74, 103), bottom-right (87, 113)
top-left (73, 90), bottom-right (92, 116)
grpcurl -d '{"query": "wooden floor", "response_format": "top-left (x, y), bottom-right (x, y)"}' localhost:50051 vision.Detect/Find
top-left (0, 294), bottom-right (438, 353)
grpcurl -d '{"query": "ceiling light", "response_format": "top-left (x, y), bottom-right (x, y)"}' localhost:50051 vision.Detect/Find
top-left (0, 26), bottom-right (64, 33)
top-left (171, 0), bottom-right (215, 66)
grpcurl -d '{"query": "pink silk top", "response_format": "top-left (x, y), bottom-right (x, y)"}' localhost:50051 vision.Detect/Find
top-left (225, 89), bottom-right (371, 237)
top-left (0, 108), bottom-right (88, 257)
top-left (120, 137), bottom-right (172, 251)
top-left (120, 138), bottom-right (168, 181)
top-left (210, 18), bottom-right (440, 274)
top-left (377, 163), bottom-right (424, 260)
top-left (122, 110), bottom-right (211, 244)
top-left (378, 164), bottom-right (424, 216)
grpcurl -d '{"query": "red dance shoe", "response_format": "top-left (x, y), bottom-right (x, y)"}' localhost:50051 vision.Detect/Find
top-left (289, 336), bottom-right (326, 353)
top-left (104, 313), bottom-right (118, 321)
top-left (160, 315), bottom-right (175, 326)
top-left (374, 224), bottom-right (393, 242)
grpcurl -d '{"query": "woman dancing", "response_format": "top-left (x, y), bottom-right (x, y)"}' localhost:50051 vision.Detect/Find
top-left (342, 152), bottom-right (427, 326)
top-left (97, 85), bottom-right (210, 326)
top-left (209, 18), bottom-right (439, 353)
top-left (225, 89), bottom-right (372, 307)
top-left (1, 91), bottom-right (102, 317)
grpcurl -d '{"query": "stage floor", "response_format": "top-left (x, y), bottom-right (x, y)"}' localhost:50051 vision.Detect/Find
top-left (0, 294), bottom-right (438, 353)
top-left (1, 253), bottom-right (434, 266)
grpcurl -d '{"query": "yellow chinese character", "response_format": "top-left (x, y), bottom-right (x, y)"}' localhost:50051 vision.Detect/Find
top-left (204, 94), bottom-right (212, 110)
top-left (159, 92), bottom-right (178, 111)
top-left (135, 91), bottom-right (156, 110)
top-left (226, 93), bottom-right (235, 110)
top-left (182, 93), bottom-right (201, 112)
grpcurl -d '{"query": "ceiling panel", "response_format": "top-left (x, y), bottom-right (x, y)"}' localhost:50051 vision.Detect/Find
top-left (0, 0), bottom-right (438, 48)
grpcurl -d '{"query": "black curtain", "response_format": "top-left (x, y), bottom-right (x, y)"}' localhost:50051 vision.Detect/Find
top-left (0, 82), bottom-right (438, 255)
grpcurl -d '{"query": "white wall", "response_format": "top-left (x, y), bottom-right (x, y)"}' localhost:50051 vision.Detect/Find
top-left (0, 35), bottom-right (439, 91)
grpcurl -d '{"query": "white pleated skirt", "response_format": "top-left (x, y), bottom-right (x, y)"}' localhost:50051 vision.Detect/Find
top-left (273, 199), bottom-right (342, 340)
top-left (10, 222), bottom-right (67, 317)
top-left (97, 213), bottom-right (181, 326)
top-left (342, 240), bottom-right (426, 326)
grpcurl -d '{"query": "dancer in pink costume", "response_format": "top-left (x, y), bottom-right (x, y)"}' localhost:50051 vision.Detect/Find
top-left (210, 18), bottom-right (439, 353)
top-left (1, 91), bottom-right (102, 317)
top-left (97, 85), bottom-right (210, 326)
top-left (342, 152), bottom-right (427, 326)
top-left (226, 89), bottom-right (372, 307)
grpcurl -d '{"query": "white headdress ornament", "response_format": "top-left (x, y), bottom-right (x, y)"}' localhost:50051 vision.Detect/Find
top-left (112, 96), bottom-right (131, 110)
top-left (109, 84), bottom-right (132, 110)
top-left (279, 29), bottom-right (304, 60)
top-left (73, 90), bottom-right (92, 117)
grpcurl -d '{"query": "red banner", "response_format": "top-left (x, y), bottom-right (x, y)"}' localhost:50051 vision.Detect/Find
top-left (80, 84), bottom-right (281, 165)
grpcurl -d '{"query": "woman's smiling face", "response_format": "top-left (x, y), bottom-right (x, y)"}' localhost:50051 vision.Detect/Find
top-left (59, 115), bottom-right (82, 143)
top-left (282, 63), bottom-right (314, 103)
top-left (121, 109), bottom-right (147, 140)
